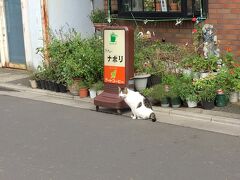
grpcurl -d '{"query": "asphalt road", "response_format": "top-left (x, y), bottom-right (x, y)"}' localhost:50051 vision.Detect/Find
top-left (0, 95), bottom-right (240, 180)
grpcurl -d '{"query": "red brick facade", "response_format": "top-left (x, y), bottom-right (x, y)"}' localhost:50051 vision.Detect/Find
top-left (104, 0), bottom-right (240, 59)
top-left (206, 0), bottom-right (240, 58)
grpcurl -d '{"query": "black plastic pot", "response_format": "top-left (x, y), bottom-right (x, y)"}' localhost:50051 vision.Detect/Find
top-left (36, 80), bottom-right (41, 89)
top-left (160, 97), bottom-right (169, 107)
top-left (171, 96), bottom-right (182, 108)
top-left (148, 97), bottom-right (160, 106)
top-left (54, 83), bottom-right (60, 92)
top-left (40, 80), bottom-right (46, 89)
top-left (59, 83), bottom-right (67, 93)
top-left (201, 100), bottom-right (215, 110)
top-left (49, 81), bottom-right (56, 91)
top-left (147, 74), bottom-right (162, 87)
top-left (45, 81), bottom-right (51, 90)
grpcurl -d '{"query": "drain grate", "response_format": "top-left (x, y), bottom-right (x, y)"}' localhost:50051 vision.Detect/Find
top-left (0, 87), bottom-right (18, 92)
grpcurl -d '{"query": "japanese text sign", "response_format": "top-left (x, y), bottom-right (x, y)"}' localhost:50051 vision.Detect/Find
top-left (104, 29), bottom-right (126, 84)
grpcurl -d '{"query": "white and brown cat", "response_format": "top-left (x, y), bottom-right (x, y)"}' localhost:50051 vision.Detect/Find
top-left (119, 87), bottom-right (156, 122)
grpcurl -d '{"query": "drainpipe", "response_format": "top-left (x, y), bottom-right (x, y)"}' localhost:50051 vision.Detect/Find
top-left (91, 0), bottom-right (94, 10)
top-left (41, 0), bottom-right (49, 65)
top-left (107, 0), bottom-right (111, 23)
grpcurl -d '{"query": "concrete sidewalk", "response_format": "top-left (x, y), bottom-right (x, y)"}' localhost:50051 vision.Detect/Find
top-left (0, 68), bottom-right (240, 136)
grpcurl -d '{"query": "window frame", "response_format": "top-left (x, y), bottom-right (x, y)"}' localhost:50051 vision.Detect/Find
top-left (116, 0), bottom-right (208, 19)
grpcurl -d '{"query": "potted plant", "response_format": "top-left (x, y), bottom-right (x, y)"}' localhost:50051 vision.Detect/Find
top-left (134, 38), bottom-right (158, 90)
top-left (228, 65), bottom-right (240, 103)
top-left (161, 73), bottom-right (178, 93)
top-left (169, 0), bottom-right (179, 11)
top-left (198, 87), bottom-right (216, 110)
top-left (95, 80), bottom-right (104, 95)
top-left (168, 77), bottom-right (182, 108)
top-left (141, 87), bottom-right (160, 105)
top-left (144, 0), bottom-right (155, 11)
top-left (179, 76), bottom-right (199, 108)
top-left (89, 80), bottom-right (104, 98)
top-left (181, 81), bottom-right (199, 108)
top-left (156, 0), bottom-right (161, 11)
top-left (88, 83), bottom-right (97, 99)
top-left (193, 55), bottom-right (218, 78)
top-left (194, 74), bottom-right (217, 109)
top-left (79, 81), bottom-right (88, 98)
top-left (151, 84), bottom-right (170, 107)
top-left (29, 71), bottom-right (39, 89)
top-left (89, 9), bottom-right (108, 30)
top-left (214, 67), bottom-right (232, 106)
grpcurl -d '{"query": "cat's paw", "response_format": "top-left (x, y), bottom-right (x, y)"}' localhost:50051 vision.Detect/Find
top-left (131, 115), bottom-right (137, 119)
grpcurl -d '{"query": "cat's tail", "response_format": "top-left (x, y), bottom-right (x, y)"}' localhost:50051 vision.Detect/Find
top-left (150, 113), bottom-right (156, 122)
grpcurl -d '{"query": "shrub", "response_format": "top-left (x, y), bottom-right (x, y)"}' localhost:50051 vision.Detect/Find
top-left (37, 28), bottom-right (104, 86)
top-left (89, 9), bottom-right (107, 23)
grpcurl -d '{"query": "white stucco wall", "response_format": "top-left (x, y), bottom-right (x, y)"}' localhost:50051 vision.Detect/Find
top-left (24, 0), bottom-right (43, 69)
top-left (93, 0), bottom-right (104, 10)
top-left (47, 0), bottom-right (94, 38)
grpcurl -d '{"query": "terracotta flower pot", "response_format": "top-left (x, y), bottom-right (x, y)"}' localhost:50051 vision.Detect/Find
top-left (156, 2), bottom-right (161, 11)
top-left (170, 3), bottom-right (178, 11)
top-left (79, 87), bottom-right (88, 98)
top-left (93, 23), bottom-right (108, 31)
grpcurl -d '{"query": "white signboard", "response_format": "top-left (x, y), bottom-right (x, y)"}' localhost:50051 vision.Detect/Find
top-left (104, 30), bottom-right (125, 67)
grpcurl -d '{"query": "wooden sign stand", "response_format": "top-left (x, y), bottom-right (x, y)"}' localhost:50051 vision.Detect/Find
top-left (94, 26), bottom-right (134, 113)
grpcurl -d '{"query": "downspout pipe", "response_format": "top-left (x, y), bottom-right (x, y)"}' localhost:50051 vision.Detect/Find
top-left (107, 0), bottom-right (111, 23)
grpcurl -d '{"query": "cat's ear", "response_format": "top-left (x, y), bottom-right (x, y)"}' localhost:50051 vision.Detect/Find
top-left (124, 87), bottom-right (128, 94)
top-left (118, 87), bottom-right (121, 93)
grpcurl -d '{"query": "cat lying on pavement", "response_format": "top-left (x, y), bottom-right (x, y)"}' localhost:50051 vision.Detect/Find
top-left (119, 87), bottom-right (156, 122)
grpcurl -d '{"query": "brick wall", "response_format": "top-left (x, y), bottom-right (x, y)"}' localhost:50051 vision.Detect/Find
top-left (105, 0), bottom-right (240, 59)
top-left (206, 0), bottom-right (240, 58)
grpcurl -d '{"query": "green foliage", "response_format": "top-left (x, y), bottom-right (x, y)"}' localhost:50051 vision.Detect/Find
top-left (79, 80), bottom-right (88, 88)
top-left (90, 80), bottom-right (104, 91)
top-left (192, 22), bottom-right (203, 52)
top-left (193, 74), bottom-right (217, 102)
top-left (140, 87), bottom-right (154, 97)
top-left (89, 9), bottom-right (107, 23)
top-left (150, 84), bottom-right (168, 100)
top-left (134, 37), bottom-right (189, 75)
top-left (178, 75), bottom-right (199, 102)
top-left (162, 73), bottom-right (178, 86)
top-left (229, 66), bottom-right (240, 92)
top-left (36, 28), bottom-right (104, 86)
top-left (215, 67), bottom-right (232, 94)
top-left (180, 54), bottom-right (218, 73)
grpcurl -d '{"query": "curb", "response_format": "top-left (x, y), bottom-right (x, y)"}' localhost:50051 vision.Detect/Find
top-left (153, 106), bottom-right (240, 127)
top-left (0, 82), bottom-right (240, 128)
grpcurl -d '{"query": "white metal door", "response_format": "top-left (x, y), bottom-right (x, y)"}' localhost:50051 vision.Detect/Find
top-left (0, 0), bottom-right (26, 69)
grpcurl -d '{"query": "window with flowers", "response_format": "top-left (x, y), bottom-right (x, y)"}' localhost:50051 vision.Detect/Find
top-left (117, 0), bottom-right (208, 19)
